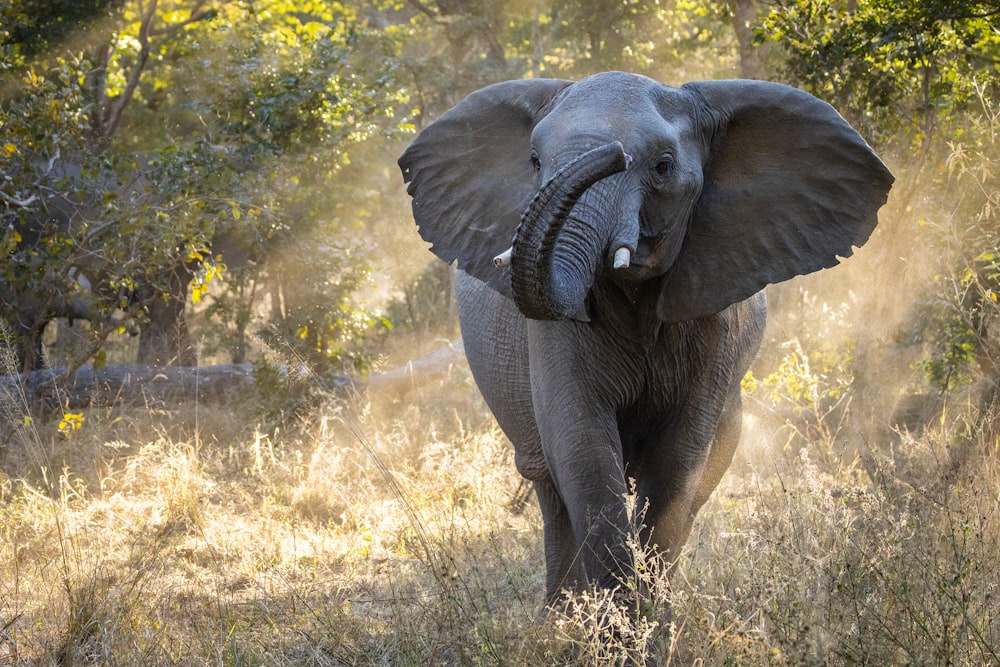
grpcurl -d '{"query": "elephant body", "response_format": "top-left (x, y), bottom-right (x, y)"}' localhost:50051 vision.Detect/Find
top-left (459, 271), bottom-right (765, 597)
top-left (399, 71), bottom-right (893, 608)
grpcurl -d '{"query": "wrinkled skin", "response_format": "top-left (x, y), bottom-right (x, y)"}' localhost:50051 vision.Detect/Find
top-left (399, 72), bottom-right (893, 608)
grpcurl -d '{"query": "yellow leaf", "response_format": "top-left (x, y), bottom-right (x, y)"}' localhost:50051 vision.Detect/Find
top-left (3, 143), bottom-right (16, 156)
top-left (58, 412), bottom-right (84, 433)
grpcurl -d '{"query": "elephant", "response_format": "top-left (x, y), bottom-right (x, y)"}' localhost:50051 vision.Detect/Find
top-left (398, 71), bottom-right (893, 610)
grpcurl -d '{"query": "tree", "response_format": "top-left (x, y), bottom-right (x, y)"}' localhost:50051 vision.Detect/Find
top-left (760, 0), bottom-right (1000, 443)
top-left (760, 0), bottom-right (1000, 150)
top-left (169, 1), bottom-right (409, 370)
top-left (2, 0), bottom-right (411, 373)
top-left (1, 0), bottom-right (219, 371)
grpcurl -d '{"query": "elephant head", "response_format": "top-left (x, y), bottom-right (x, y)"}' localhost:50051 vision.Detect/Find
top-left (398, 72), bottom-right (892, 322)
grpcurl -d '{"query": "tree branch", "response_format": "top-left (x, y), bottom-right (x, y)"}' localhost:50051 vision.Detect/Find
top-left (0, 190), bottom-right (37, 207)
top-left (148, 0), bottom-right (213, 37)
top-left (102, 0), bottom-right (157, 140)
top-left (101, 0), bottom-right (215, 141)
top-left (405, 0), bottom-right (444, 24)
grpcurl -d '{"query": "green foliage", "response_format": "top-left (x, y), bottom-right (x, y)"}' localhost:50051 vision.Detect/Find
top-left (398, 0), bottom-right (736, 122)
top-left (2, 0), bottom-right (411, 371)
top-left (0, 0), bottom-right (124, 60)
top-left (147, 1), bottom-right (409, 368)
top-left (914, 304), bottom-right (977, 392)
top-left (247, 358), bottom-right (327, 428)
top-left (904, 85), bottom-right (1000, 400)
top-left (760, 0), bottom-right (1000, 148)
top-left (545, 0), bottom-right (734, 76)
top-left (1, 58), bottom-right (137, 368)
top-left (752, 339), bottom-right (851, 407)
top-left (262, 238), bottom-right (391, 374)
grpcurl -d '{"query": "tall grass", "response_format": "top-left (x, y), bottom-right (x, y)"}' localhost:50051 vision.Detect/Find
top-left (1, 341), bottom-right (998, 664)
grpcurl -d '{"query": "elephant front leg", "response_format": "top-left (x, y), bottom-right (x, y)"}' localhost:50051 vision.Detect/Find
top-left (542, 425), bottom-right (634, 592)
top-left (528, 328), bottom-right (636, 593)
top-left (639, 390), bottom-right (744, 567)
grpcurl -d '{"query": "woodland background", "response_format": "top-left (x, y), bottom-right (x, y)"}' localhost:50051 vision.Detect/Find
top-left (1, 1), bottom-right (998, 665)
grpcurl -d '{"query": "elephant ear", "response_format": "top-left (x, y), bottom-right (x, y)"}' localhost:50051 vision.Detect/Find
top-left (399, 78), bottom-right (573, 293)
top-left (657, 80), bottom-right (894, 322)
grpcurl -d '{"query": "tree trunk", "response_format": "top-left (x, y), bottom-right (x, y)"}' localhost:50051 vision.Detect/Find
top-left (731, 0), bottom-right (767, 80)
top-left (137, 264), bottom-right (197, 367)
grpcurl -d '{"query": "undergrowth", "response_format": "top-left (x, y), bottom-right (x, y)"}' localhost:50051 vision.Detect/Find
top-left (1, 340), bottom-right (998, 665)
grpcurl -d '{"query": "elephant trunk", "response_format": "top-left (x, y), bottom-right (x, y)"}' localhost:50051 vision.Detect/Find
top-left (510, 142), bottom-right (630, 320)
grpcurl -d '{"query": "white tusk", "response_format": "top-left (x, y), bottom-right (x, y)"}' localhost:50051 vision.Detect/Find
top-left (493, 247), bottom-right (513, 268)
top-left (613, 247), bottom-right (631, 270)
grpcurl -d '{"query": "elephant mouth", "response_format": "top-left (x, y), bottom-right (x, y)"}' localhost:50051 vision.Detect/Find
top-left (506, 142), bottom-right (632, 320)
top-left (615, 232), bottom-right (681, 281)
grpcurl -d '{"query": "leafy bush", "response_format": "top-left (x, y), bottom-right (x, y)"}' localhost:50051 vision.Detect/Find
top-left (384, 260), bottom-right (457, 344)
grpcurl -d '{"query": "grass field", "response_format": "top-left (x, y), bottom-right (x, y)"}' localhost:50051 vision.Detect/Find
top-left (2, 346), bottom-right (999, 665)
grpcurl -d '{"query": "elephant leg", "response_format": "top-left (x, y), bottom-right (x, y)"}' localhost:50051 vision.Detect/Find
top-left (527, 321), bottom-right (633, 592)
top-left (533, 478), bottom-right (585, 608)
top-left (548, 439), bottom-right (632, 591)
top-left (457, 273), bottom-right (551, 480)
top-left (638, 390), bottom-right (743, 566)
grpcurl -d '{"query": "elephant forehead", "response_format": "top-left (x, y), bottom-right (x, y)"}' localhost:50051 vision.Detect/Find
top-left (559, 72), bottom-right (690, 119)
top-left (538, 76), bottom-right (695, 154)
top-left (568, 70), bottom-right (660, 101)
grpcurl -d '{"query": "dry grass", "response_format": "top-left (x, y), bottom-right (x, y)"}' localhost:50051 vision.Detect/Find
top-left (1, 354), bottom-right (998, 665)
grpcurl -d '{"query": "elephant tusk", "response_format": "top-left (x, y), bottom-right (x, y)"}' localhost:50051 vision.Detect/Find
top-left (613, 247), bottom-right (631, 270)
top-left (493, 247), bottom-right (513, 267)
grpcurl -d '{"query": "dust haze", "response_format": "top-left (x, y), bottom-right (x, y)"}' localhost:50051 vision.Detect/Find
top-left (2, 3), bottom-right (998, 664)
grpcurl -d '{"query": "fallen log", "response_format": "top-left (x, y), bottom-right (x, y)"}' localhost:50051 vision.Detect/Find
top-left (366, 338), bottom-right (465, 395)
top-left (0, 340), bottom-right (467, 410)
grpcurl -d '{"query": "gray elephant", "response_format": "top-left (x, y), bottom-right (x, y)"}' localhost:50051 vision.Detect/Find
top-left (399, 72), bottom-right (892, 608)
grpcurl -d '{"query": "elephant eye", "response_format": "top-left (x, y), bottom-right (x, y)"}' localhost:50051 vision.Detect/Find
top-left (654, 157), bottom-right (674, 177)
top-left (530, 152), bottom-right (541, 172)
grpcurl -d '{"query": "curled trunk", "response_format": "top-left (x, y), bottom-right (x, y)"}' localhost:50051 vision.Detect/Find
top-left (511, 142), bottom-right (629, 320)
